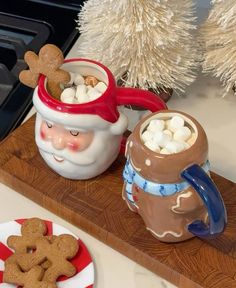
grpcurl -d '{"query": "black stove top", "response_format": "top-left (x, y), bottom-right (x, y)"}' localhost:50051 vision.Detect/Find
top-left (0, 0), bottom-right (84, 140)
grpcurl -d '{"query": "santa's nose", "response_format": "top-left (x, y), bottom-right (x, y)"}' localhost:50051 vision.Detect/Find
top-left (51, 134), bottom-right (66, 150)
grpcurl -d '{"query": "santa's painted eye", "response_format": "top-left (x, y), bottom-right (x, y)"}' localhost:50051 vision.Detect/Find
top-left (70, 131), bottom-right (80, 136)
top-left (46, 122), bottom-right (53, 128)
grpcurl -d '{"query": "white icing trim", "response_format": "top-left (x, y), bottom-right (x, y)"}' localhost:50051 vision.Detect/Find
top-left (130, 158), bottom-right (141, 172)
top-left (134, 202), bottom-right (139, 209)
top-left (125, 141), bottom-right (129, 157)
top-left (146, 227), bottom-right (183, 238)
top-left (126, 200), bottom-right (139, 212)
top-left (171, 191), bottom-right (193, 214)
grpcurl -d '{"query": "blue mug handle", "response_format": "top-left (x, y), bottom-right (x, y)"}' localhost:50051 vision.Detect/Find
top-left (181, 164), bottom-right (227, 239)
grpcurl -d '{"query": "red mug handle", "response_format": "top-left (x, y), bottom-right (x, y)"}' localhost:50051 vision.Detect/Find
top-left (116, 87), bottom-right (168, 153)
top-left (116, 87), bottom-right (167, 112)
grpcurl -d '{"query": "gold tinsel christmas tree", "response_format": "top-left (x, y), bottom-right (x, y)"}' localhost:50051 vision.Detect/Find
top-left (201, 0), bottom-right (236, 96)
top-left (77, 0), bottom-right (198, 94)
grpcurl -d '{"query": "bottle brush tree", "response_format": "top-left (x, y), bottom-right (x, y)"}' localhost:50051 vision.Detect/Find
top-left (201, 0), bottom-right (236, 96)
top-left (77, 0), bottom-right (198, 95)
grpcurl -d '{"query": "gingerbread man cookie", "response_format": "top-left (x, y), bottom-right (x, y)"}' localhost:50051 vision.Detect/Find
top-left (17, 234), bottom-right (79, 282)
top-left (3, 263), bottom-right (56, 288)
top-left (19, 44), bottom-right (70, 99)
top-left (6, 218), bottom-right (56, 271)
top-left (7, 218), bottom-right (47, 253)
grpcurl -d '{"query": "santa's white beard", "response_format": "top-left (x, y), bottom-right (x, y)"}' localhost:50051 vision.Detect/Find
top-left (35, 115), bottom-right (122, 180)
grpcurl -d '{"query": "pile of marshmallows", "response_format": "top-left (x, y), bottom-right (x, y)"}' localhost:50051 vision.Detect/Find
top-left (141, 115), bottom-right (196, 154)
top-left (60, 72), bottom-right (107, 104)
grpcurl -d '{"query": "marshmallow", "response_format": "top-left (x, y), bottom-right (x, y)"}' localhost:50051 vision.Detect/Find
top-left (78, 93), bottom-right (90, 103)
top-left (173, 126), bottom-right (191, 142)
top-left (141, 115), bottom-right (196, 154)
top-left (169, 116), bottom-right (185, 132)
top-left (87, 85), bottom-right (93, 91)
top-left (166, 119), bottom-right (171, 130)
top-left (60, 87), bottom-right (76, 104)
top-left (163, 129), bottom-right (172, 138)
top-left (187, 133), bottom-right (197, 146)
top-left (145, 141), bottom-right (160, 153)
top-left (152, 131), bottom-right (172, 148)
top-left (147, 119), bottom-right (165, 132)
top-left (142, 130), bottom-right (153, 142)
top-left (74, 73), bottom-right (85, 85)
top-left (95, 81), bottom-right (107, 93)
top-left (75, 84), bottom-right (88, 103)
top-left (165, 141), bottom-right (186, 153)
top-left (87, 88), bottom-right (102, 101)
top-left (75, 84), bottom-right (87, 96)
top-left (160, 148), bottom-right (171, 154)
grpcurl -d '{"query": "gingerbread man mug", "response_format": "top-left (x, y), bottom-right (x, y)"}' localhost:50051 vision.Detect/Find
top-left (32, 55), bottom-right (167, 179)
top-left (123, 110), bottom-right (227, 242)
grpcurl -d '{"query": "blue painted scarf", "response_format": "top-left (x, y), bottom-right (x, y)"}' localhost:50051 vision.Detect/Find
top-left (123, 159), bottom-right (210, 204)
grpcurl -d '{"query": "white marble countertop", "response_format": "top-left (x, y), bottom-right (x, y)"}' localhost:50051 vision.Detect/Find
top-left (1, 34), bottom-right (236, 287)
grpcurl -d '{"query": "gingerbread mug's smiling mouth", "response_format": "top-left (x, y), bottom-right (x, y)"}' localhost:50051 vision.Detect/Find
top-left (53, 154), bottom-right (64, 163)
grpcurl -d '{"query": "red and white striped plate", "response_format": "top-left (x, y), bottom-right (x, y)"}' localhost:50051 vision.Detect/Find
top-left (0, 219), bottom-right (95, 288)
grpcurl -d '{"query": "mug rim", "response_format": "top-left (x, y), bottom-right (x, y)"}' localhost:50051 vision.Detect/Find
top-left (126, 109), bottom-right (209, 183)
top-left (137, 110), bottom-right (202, 158)
top-left (37, 58), bottom-right (119, 123)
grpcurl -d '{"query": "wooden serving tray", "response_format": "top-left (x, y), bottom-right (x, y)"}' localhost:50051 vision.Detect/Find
top-left (1, 116), bottom-right (236, 288)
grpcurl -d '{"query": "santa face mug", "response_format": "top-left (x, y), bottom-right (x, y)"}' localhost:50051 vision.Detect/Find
top-left (123, 110), bottom-right (227, 242)
top-left (33, 58), bottom-right (167, 180)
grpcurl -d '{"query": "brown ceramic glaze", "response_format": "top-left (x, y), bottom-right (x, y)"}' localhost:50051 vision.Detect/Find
top-left (123, 110), bottom-right (209, 242)
top-left (122, 184), bottom-right (208, 242)
top-left (126, 110), bottom-right (208, 184)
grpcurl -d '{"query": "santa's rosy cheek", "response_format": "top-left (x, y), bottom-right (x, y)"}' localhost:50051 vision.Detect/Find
top-left (40, 122), bottom-right (53, 140)
top-left (40, 130), bottom-right (46, 140)
top-left (40, 126), bottom-right (52, 140)
top-left (67, 142), bottom-right (80, 152)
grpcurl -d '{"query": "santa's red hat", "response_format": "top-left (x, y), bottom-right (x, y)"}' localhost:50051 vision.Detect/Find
top-left (33, 58), bottom-right (166, 134)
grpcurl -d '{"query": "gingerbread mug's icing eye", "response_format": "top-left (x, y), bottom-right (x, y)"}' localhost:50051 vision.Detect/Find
top-left (46, 122), bottom-right (53, 128)
top-left (70, 131), bottom-right (80, 136)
